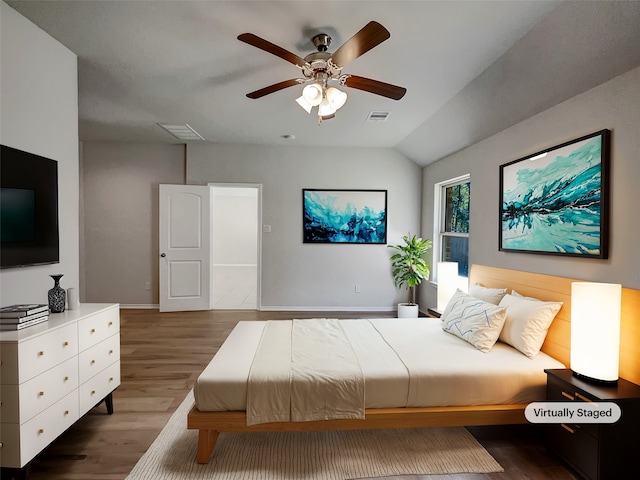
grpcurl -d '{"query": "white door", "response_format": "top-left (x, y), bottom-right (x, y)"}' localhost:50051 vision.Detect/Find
top-left (159, 184), bottom-right (213, 312)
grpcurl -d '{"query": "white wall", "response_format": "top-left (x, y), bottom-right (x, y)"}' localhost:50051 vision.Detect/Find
top-left (212, 187), bottom-right (258, 266)
top-left (421, 65), bottom-right (640, 308)
top-left (0, 2), bottom-right (79, 305)
top-left (187, 144), bottom-right (422, 310)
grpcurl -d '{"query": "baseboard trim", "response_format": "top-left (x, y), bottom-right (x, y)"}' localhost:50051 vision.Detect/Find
top-left (259, 306), bottom-right (398, 313)
top-left (120, 304), bottom-right (159, 309)
top-left (118, 304), bottom-right (423, 315)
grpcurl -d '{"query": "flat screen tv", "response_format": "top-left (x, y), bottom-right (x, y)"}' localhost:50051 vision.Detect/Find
top-left (1, 144), bottom-right (59, 268)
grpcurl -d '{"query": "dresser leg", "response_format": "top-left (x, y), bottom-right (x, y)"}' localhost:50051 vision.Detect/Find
top-left (0, 463), bottom-right (30, 480)
top-left (105, 392), bottom-right (114, 415)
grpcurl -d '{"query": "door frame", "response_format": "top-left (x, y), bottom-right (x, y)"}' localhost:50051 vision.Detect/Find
top-left (208, 182), bottom-right (262, 310)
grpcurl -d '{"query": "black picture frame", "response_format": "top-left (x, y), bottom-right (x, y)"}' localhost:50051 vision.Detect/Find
top-left (499, 129), bottom-right (610, 258)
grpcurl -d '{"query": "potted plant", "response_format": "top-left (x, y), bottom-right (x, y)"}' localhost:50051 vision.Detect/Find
top-left (388, 234), bottom-right (432, 318)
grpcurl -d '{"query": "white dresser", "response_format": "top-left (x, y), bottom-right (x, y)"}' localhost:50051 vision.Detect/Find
top-left (0, 303), bottom-right (121, 470)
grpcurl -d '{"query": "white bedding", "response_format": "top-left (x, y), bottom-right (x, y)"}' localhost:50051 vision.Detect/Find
top-left (247, 319), bottom-right (365, 425)
top-left (194, 318), bottom-right (565, 416)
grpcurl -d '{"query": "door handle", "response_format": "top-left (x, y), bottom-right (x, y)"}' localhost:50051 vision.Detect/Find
top-left (160, 253), bottom-right (166, 257)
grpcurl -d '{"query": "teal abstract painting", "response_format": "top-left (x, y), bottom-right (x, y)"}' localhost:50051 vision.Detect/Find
top-left (303, 189), bottom-right (387, 244)
top-left (499, 130), bottom-right (610, 258)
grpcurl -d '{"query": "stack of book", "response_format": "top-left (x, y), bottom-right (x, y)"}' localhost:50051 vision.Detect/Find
top-left (0, 304), bottom-right (50, 331)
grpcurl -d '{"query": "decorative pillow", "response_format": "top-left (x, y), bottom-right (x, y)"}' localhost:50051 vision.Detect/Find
top-left (441, 289), bottom-right (508, 353)
top-left (468, 283), bottom-right (508, 305)
top-left (498, 293), bottom-right (563, 358)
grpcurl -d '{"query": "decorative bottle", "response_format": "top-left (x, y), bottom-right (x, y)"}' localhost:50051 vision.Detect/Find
top-left (48, 274), bottom-right (66, 313)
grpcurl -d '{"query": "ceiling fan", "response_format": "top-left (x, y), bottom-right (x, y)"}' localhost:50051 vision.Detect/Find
top-left (238, 21), bottom-right (406, 123)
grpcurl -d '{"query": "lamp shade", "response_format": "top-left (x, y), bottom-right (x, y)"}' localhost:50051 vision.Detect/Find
top-left (302, 83), bottom-right (323, 106)
top-left (326, 87), bottom-right (347, 110)
top-left (570, 282), bottom-right (621, 383)
top-left (317, 97), bottom-right (336, 117)
top-left (295, 96), bottom-right (312, 114)
top-left (437, 262), bottom-right (458, 311)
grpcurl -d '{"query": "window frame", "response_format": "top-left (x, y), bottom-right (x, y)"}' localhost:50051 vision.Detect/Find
top-left (433, 174), bottom-right (470, 281)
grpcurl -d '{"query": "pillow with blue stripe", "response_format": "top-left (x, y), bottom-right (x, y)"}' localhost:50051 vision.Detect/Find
top-left (441, 289), bottom-right (508, 353)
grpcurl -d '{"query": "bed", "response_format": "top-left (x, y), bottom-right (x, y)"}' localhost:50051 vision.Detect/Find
top-left (188, 264), bottom-right (640, 464)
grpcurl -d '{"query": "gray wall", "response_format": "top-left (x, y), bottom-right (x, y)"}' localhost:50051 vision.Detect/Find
top-left (81, 142), bottom-right (184, 306)
top-left (0, 2), bottom-right (79, 306)
top-left (420, 65), bottom-right (640, 308)
top-left (187, 144), bottom-right (422, 310)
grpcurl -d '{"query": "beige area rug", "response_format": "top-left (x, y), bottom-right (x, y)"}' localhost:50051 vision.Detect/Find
top-left (126, 390), bottom-right (503, 480)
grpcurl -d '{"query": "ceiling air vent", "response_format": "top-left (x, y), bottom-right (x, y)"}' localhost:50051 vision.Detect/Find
top-left (367, 111), bottom-right (390, 122)
top-left (157, 123), bottom-right (204, 141)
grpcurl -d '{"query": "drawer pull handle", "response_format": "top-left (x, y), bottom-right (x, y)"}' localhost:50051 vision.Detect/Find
top-left (64, 376), bottom-right (69, 381)
top-left (575, 392), bottom-right (593, 403)
top-left (39, 351), bottom-right (45, 356)
top-left (109, 349), bottom-right (114, 354)
top-left (63, 341), bottom-right (69, 346)
top-left (561, 391), bottom-right (574, 400)
top-left (39, 391), bottom-right (45, 396)
top-left (561, 424), bottom-right (575, 434)
top-left (0, 442), bottom-right (3, 448)
top-left (91, 360), bottom-right (96, 365)
top-left (38, 428), bottom-right (44, 434)
top-left (64, 410), bottom-right (69, 415)
top-left (91, 390), bottom-right (96, 395)
top-left (108, 321), bottom-right (113, 326)
top-left (109, 377), bottom-right (114, 382)
top-left (91, 328), bottom-right (96, 333)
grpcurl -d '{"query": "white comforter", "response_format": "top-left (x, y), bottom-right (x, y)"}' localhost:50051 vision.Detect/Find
top-left (194, 318), bottom-right (566, 420)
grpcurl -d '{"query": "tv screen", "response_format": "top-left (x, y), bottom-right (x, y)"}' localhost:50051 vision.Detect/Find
top-left (0, 145), bottom-right (59, 268)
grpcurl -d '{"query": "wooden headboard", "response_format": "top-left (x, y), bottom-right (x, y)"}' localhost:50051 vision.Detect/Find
top-left (469, 265), bottom-right (640, 386)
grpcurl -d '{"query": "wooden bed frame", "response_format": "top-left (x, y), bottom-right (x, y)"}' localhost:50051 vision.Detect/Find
top-left (187, 264), bottom-right (640, 464)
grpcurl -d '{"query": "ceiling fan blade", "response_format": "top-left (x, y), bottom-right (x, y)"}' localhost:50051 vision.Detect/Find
top-left (246, 79), bottom-right (302, 99)
top-left (238, 33), bottom-right (309, 69)
top-left (342, 75), bottom-right (406, 100)
top-left (330, 21), bottom-right (391, 68)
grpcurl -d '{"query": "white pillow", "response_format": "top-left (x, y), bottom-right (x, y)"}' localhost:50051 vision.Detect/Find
top-left (468, 283), bottom-right (508, 305)
top-left (441, 289), bottom-right (508, 353)
top-left (498, 293), bottom-right (563, 358)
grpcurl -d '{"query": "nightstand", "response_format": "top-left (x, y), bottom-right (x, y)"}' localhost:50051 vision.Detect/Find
top-left (544, 368), bottom-right (640, 479)
top-left (426, 307), bottom-right (442, 318)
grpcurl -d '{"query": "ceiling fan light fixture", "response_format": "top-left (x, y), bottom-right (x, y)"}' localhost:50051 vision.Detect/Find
top-left (317, 97), bottom-right (336, 117)
top-left (326, 87), bottom-right (347, 111)
top-left (302, 83), bottom-right (323, 106)
top-left (295, 95), bottom-right (313, 114)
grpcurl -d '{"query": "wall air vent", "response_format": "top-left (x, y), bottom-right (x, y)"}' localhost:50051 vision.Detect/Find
top-left (157, 123), bottom-right (205, 141)
top-left (367, 111), bottom-right (390, 122)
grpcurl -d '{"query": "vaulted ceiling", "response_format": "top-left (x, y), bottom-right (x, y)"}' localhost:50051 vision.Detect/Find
top-left (7, 1), bottom-right (640, 166)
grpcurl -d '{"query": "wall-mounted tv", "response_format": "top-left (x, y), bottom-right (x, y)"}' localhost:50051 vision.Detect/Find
top-left (1, 145), bottom-right (59, 268)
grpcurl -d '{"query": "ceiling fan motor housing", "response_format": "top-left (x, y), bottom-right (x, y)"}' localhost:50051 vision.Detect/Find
top-left (311, 33), bottom-right (332, 52)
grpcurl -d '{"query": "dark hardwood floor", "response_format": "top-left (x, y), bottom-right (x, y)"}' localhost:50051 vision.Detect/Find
top-left (3, 309), bottom-right (577, 480)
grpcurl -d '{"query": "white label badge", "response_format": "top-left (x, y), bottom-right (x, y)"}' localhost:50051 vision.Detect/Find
top-left (525, 402), bottom-right (621, 423)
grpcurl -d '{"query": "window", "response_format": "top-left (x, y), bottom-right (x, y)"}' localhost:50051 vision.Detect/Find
top-left (434, 175), bottom-right (470, 277)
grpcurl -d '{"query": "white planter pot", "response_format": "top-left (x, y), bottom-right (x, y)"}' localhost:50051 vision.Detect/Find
top-left (397, 303), bottom-right (419, 318)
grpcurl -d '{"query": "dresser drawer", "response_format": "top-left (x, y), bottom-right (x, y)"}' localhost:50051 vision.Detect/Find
top-left (78, 307), bottom-right (120, 352)
top-left (0, 356), bottom-right (78, 424)
top-left (0, 390), bottom-right (79, 468)
top-left (78, 333), bottom-right (120, 384)
top-left (547, 378), bottom-right (599, 438)
top-left (547, 422), bottom-right (598, 480)
top-left (79, 362), bottom-right (120, 415)
top-left (1, 324), bottom-right (78, 384)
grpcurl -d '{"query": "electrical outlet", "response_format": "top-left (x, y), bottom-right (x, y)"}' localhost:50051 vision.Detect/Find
top-left (145, 282), bottom-right (151, 291)
top-left (355, 285), bottom-right (361, 293)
